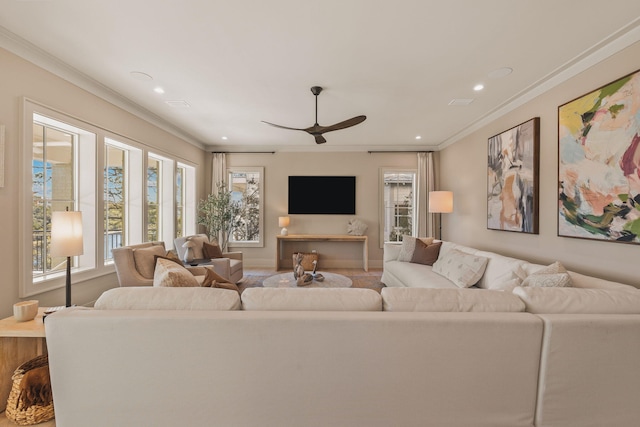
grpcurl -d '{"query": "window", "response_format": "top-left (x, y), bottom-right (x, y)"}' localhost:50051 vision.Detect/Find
top-left (380, 169), bottom-right (416, 244)
top-left (227, 167), bottom-right (264, 247)
top-left (147, 156), bottom-right (161, 241)
top-left (21, 99), bottom-right (197, 297)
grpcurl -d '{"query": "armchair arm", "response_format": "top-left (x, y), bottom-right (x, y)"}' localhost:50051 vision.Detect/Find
top-left (223, 251), bottom-right (243, 262)
top-left (186, 258), bottom-right (232, 281)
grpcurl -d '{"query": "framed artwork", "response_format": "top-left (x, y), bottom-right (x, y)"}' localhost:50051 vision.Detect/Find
top-left (558, 69), bottom-right (640, 244)
top-left (487, 117), bottom-right (540, 233)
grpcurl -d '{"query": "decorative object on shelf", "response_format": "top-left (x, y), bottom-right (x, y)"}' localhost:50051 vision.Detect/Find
top-left (293, 252), bottom-right (305, 280)
top-left (558, 69), bottom-right (640, 244)
top-left (181, 238), bottom-right (196, 263)
top-left (428, 191), bottom-right (454, 240)
top-left (50, 209), bottom-right (83, 307)
top-left (487, 117), bottom-right (540, 234)
top-left (13, 301), bottom-right (38, 322)
top-left (279, 216), bottom-right (290, 236)
top-left (347, 218), bottom-right (367, 236)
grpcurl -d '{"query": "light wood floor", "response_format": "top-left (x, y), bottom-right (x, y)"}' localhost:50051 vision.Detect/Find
top-left (0, 268), bottom-right (382, 426)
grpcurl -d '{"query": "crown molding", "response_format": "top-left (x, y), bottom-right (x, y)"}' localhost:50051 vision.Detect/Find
top-left (437, 17), bottom-right (640, 150)
top-left (206, 143), bottom-right (439, 153)
top-left (0, 25), bottom-right (205, 150)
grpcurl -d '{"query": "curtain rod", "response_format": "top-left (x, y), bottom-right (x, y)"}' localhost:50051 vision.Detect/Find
top-left (211, 151), bottom-right (276, 154)
top-left (367, 150), bottom-right (434, 154)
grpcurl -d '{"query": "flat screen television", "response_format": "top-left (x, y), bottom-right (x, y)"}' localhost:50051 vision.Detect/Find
top-left (288, 176), bottom-right (356, 215)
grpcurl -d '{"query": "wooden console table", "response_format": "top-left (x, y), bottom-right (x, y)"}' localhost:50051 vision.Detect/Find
top-left (276, 234), bottom-right (368, 271)
top-left (0, 308), bottom-right (47, 412)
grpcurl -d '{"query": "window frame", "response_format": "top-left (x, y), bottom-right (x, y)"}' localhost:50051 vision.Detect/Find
top-left (20, 98), bottom-right (198, 297)
top-left (227, 166), bottom-right (264, 248)
top-left (379, 168), bottom-right (417, 248)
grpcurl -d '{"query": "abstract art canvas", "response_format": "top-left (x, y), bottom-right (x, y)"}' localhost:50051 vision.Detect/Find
top-left (558, 69), bottom-right (640, 244)
top-left (487, 117), bottom-right (539, 233)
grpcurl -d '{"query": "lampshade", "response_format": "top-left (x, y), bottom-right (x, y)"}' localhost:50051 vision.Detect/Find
top-left (278, 216), bottom-right (290, 227)
top-left (428, 191), bottom-right (454, 213)
top-left (50, 211), bottom-right (84, 257)
top-left (182, 240), bottom-right (197, 248)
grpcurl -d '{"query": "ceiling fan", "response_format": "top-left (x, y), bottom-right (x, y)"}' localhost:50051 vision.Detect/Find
top-left (262, 86), bottom-right (366, 144)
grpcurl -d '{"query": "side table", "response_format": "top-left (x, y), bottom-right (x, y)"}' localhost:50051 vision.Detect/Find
top-left (0, 308), bottom-right (47, 412)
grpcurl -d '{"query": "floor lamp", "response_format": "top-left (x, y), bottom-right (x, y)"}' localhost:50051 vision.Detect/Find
top-left (50, 210), bottom-right (84, 307)
top-left (428, 191), bottom-right (453, 240)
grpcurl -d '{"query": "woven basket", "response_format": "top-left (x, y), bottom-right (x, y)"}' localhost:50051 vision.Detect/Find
top-left (292, 252), bottom-right (318, 271)
top-left (5, 355), bottom-right (55, 425)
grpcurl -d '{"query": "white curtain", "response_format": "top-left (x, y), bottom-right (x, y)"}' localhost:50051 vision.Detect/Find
top-left (416, 152), bottom-right (435, 237)
top-left (211, 152), bottom-right (226, 194)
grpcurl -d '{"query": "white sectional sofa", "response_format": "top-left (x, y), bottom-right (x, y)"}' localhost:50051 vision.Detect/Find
top-left (44, 240), bottom-right (640, 427)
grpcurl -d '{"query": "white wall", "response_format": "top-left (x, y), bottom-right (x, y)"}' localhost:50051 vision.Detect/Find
top-left (439, 41), bottom-right (640, 288)
top-left (226, 152), bottom-right (417, 268)
top-left (0, 48), bottom-right (209, 318)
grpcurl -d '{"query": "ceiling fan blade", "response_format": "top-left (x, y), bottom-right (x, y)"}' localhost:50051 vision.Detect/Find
top-left (314, 134), bottom-right (327, 144)
top-left (317, 115), bottom-right (367, 133)
top-left (261, 121), bottom-right (306, 132)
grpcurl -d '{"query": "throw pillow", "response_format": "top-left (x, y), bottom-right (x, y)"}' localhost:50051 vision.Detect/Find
top-left (201, 268), bottom-right (239, 292)
top-left (153, 258), bottom-right (199, 287)
top-left (397, 236), bottom-right (436, 262)
top-left (133, 245), bottom-right (167, 279)
top-left (203, 241), bottom-right (224, 259)
top-left (432, 249), bottom-right (489, 288)
top-left (154, 253), bottom-right (183, 268)
top-left (521, 261), bottom-right (573, 288)
top-left (411, 241), bottom-right (442, 266)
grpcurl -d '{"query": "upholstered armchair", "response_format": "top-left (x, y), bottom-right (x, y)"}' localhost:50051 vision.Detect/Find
top-left (174, 234), bottom-right (244, 283)
top-left (112, 241), bottom-right (168, 287)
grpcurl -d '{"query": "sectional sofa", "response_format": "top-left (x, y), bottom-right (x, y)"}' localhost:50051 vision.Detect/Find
top-left (43, 240), bottom-right (640, 427)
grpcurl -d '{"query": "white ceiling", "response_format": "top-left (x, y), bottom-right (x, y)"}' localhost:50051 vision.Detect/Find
top-left (2, 0), bottom-right (640, 152)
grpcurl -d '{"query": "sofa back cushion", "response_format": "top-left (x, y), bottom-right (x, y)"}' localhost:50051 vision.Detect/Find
top-left (241, 288), bottom-right (382, 311)
top-left (381, 288), bottom-right (525, 312)
top-left (512, 286), bottom-right (640, 314)
top-left (133, 245), bottom-right (167, 279)
top-left (95, 286), bottom-right (241, 310)
top-left (473, 251), bottom-right (528, 290)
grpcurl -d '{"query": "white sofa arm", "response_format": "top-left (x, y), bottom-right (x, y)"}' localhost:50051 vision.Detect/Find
top-left (383, 243), bottom-right (401, 263)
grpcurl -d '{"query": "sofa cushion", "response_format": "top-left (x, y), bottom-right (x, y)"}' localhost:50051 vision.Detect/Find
top-left (432, 249), bottom-right (489, 288)
top-left (241, 288), bottom-right (382, 311)
top-left (153, 258), bottom-right (200, 287)
top-left (411, 241), bottom-right (442, 266)
top-left (521, 261), bottom-right (572, 288)
top-left (94, 286), bottom-right (241, 310)
top-left (397, 236), bottom-right (435, 262)
top-left (133, 245), bottom-right (167, 279)
top-left (381, 288), bottom-right (525, 312)
top-left (203, 241), bottom-right (223, 259)
top-left (473, 251), bottom-right (528, 290)
top-left (382, 261), bottom-right (459, 288)
top-left (513, 286), bottom-right (640, 314)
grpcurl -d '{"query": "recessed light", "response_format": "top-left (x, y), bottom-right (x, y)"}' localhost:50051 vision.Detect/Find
top-left (130, 71), bottom-right (153, 81)
top-left (415, 136), bottom-right (422, 140)
top-left (488, 67), bottom-right (513, 79)
top-left (221, 136), bottom-right (228, 140)
top-left (153, 87), bottom-right (165, 94)
top-left (473, 84), bottom-right (484, 91)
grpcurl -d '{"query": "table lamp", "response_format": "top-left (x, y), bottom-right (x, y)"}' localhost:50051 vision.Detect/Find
top-left (428, 191), bottom-right (453, 240)
top-left (50, 210), bottom-right (84, 307)
top-left (279, 216), bottom-right (290, 236)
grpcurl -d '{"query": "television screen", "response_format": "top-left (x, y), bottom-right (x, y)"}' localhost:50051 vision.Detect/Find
top-left (288, 176), bottom-right (356, 215)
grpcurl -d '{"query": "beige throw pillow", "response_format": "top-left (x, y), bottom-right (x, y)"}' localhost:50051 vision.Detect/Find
top-left (432, 249), bottom-right (489, 288)
top-left (153, 258), bottom-right (199, 287)
top-left (521, 261), bottom-right (573, 288)
top-left (133, 245), bottom-right (167, 279)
